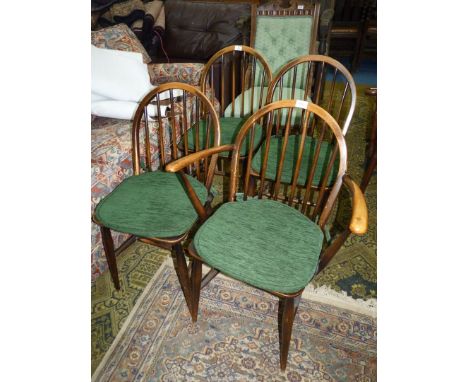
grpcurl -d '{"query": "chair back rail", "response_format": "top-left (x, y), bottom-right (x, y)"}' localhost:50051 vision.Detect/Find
top-left (132, 82), bottom-right (221, 191)
top-left (200, 45), bottom-right (272, 118)
top-left (267, 54), bottom-right (357, 136)
top-left (228, 99), bottom-right (347, 229)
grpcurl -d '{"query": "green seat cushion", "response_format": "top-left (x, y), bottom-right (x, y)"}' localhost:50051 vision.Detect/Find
top-left (194, 199), bottom-right (323, 293)
top-left (251, 135), bottom-right (339, 187)
top-left (95, 171), bottom-right (208, 238)
top-left (185, 117), bottom-right (263, 157)
top-left (224, 86), bottom-right (311, 125)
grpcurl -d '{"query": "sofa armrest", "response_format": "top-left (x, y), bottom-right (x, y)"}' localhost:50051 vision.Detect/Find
top-left (147, 62), bottom-right (205, 86)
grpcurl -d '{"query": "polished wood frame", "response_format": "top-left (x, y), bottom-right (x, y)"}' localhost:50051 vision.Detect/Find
top-left (199, 44), bottom-right (272, 174)
top-left (200, 45), bottom-right (272, 118)
top-left (92, 83), bottom-right (221, 302)
top-left (266, 54), bottom-right (357, 135)
top-left (165, 100), bottom-right (368, 369)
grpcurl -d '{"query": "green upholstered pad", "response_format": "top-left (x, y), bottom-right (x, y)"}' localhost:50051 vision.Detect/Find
top-left (194, 199), bottom-right (323, 293)
top-left (224, 87), bottom-right (311, 122)
top-left (254, 16), bottom-right (313, 80)
top-left (251, 135), bottom-right (339, 187)
top-left (95, 171), bottom-right (208, 238)
top-left (185, 117), bottom-right (263, 157)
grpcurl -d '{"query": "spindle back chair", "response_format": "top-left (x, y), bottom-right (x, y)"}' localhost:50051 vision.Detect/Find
top-left (200, 45), bottom-right (272, 119)
top-left (193, 45), bottom-right (272, 175)
top-left (93, 83), bottom-right (221, 301)
top-left (266, 54), bottom-right (357, 134)
top-left (165, 99), bottom-right (368, 369)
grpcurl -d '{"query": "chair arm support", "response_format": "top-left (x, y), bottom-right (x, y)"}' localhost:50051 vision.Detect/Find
top-left (343, 175), bottom-right (368, 235)
top-left (165, 145), bottom-right (235, 173)
top-left (147, 63), bottom-right (205, 86)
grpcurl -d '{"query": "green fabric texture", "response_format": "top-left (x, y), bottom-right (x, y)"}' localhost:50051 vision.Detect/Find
top-left (251, 135), bottom-right (339, 187)
top-left (185, 117), bottom-right (263, 157)
top-left (224, 87), bottom-right (311, 122)
top-left (254, 16), bottom-right (313, 82)
top-left (224, 86), bottom-right (312, 126)
top-left (194, 199), bottom-right (323, 293)
top-left (95, 171), bottom-right (208, 238)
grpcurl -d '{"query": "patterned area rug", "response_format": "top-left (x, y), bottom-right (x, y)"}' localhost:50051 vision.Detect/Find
top-left (93, 260), bottom-right (376, 382)
top-left (91, 85), bottom-right (377, 373)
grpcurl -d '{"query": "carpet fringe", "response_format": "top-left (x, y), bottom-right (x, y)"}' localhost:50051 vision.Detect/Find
top-left (302, 284), bottom-right (377, 317)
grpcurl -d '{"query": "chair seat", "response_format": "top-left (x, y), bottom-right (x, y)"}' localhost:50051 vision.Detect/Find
top-left (251, 135), bottom-right (339, 187)
top-left (186, 117), bottom-right (263, 157)
top-left (95, 171), bottom-right (208, 238)
top-left (194, 199), bottom-right (324, 293)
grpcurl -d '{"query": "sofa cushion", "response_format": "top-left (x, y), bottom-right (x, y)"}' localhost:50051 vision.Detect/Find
top-left (91, 23), bottom-right (151, 63)
top-left (164, 0), bottom-right (251, 60)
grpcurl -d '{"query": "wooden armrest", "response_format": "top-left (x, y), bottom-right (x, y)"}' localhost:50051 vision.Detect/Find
top-left (165, 145), bottom-right (235, 173)
top-left (365, 88), bottom-right (377, 97)
top-left (343, 175), bottom-right (368, 235)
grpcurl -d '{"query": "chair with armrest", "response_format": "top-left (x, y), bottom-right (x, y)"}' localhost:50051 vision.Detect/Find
top-left (92, 83), bottom-right (221, 302)
top-left (165, 99), bottom-right (368, 369)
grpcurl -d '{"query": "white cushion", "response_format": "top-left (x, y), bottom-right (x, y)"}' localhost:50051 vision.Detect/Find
top-left (91, 45), bottom-right (153, 102)
top-left (91, 100), bottom-right (169, 120)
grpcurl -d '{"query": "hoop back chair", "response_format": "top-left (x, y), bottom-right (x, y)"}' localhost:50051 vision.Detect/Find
top-left (191, 45), bottom-right (271, 175)
top-left (166, 100), bottom-right (368, 369)
top-left (250, 0), bottom-right (321, 77)
top-left (248, 54), bottom-right (356, 201)
top-left (92, 83), bottom-right (221, 302)
top-left (198, 45), bottom-right (272, 148)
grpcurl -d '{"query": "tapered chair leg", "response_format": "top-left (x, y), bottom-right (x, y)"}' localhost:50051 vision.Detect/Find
top-left (190, 259), bottom-right (203, 322)
top-left (100, 226), bottom-right (120, 290)
top-left (172, 243), bottom-right (192, 312)
top-left (278, 296), bottom-right (298, 370)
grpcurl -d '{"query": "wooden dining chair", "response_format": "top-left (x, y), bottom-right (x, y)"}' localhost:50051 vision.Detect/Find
top-left (247, 54), bottom-right (356, 196)
top-left (92, 83), bottom-right (221, 308)
top-left (165, 99), bottom-right (368, 369)
top-left (188, 44), bottom-right (272, 174)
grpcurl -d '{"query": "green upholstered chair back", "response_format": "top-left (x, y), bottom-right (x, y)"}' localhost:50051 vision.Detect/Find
top-left (251, 0), bottom-right (321, 86)
top-left (132, 82), bottom-right (221, 186)
top-left (200, 45), bottom-right (272, 118)
top-left (267, 55), bottom-right (357, 135)
top-left (228, 99), bottom-right (347, 228)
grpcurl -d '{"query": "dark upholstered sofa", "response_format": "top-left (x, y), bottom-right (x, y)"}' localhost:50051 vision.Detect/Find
top-left (154, 0), bottom-right (251, 63)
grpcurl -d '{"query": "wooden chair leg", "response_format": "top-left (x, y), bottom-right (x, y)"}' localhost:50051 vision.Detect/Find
top-left (278, 296), bottom-right (299, 370)
top-left (360, 151), bottom-right (376, 192)
top-left (190, 259), bottom-right (203, 322)
top-left (172, 243), bottom-right (192, 312)
top-left (100, 226), bottom-right (120, 290)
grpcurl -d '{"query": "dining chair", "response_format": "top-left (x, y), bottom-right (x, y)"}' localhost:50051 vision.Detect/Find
top-left (92, 83), bottom-right (221, 309)
top-left (165, 99), bottom-right (368, 369)
top-left (247, 54), bottom-right (356, 199)
top-left (250, 0), bottom-right (321, 76)
top-left (188, 44), bottom-right (271, 175)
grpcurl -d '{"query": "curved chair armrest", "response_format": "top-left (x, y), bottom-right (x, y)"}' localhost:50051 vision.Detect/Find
top-left (165, 145), bottom-right (234, 221)
top-left (343, 175), bottom-right (368, 235)
top-left (365, 87), bottom-right (377, 97)
top-left (147, 63), bottom-right (205, 86)
top-left (166, 145), bottom-right (235, 173)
